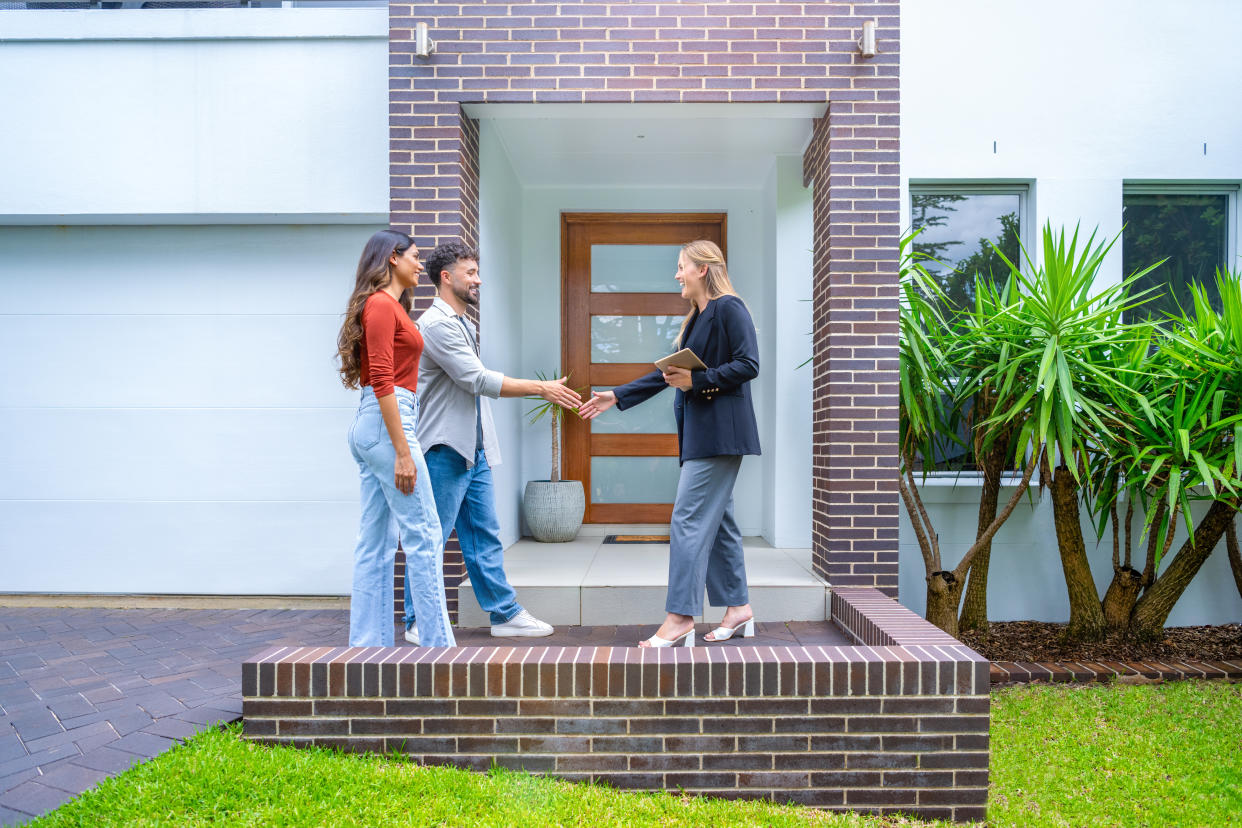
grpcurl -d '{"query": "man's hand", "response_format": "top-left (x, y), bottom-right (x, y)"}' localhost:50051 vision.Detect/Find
top-left (539, 376), bottom-right (582, 409)
top-left (663, 366), bottom-right (693, 391)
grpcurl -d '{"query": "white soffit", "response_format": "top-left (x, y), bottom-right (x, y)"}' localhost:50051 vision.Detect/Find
top-left (468, 103), bottom-right (821, 189)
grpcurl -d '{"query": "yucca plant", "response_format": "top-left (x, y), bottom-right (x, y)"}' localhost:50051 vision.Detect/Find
top-left (1096, 270), bottom-right (1242, 640)
top-left (979, 222), bottom-right (1161, 641)
top-left (526, 370), bottom-right (576, 482)
top-left (899, 233), bottom-right (1042, 636)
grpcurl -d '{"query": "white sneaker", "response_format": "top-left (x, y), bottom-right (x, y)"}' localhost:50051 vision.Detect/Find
top-left (403, 624), bottom-right (420, 645)
top-left (490, 609), bottom-right (553, 638)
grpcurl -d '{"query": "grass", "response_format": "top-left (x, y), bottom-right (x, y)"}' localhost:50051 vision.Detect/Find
top-left (29, 682), bottom-right (1242, 828)
top-left (989, 681), bottom-right (1242, 827)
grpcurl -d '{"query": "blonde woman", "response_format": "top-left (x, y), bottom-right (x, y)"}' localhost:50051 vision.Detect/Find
top-left (579, 240), bottom-right (760, 647)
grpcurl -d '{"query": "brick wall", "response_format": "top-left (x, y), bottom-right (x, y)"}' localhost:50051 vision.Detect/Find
top-left (388, 1), bottom-right (902, 609)
top-left (244, 589), bottom-right (988, 821)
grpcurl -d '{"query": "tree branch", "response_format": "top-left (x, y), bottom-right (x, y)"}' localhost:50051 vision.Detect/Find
top-left (1123, 496), bottom-right (1135, 570)
top-left (899, 465), bottom-right (939, 573)
top-left (1111, 499), bottom-right (1120, 573)
top-left (1142, 498), bottom-right (1168, 590)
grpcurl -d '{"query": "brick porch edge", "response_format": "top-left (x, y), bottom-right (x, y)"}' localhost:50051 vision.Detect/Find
top-left (242, 588), bottom-right (989, 822)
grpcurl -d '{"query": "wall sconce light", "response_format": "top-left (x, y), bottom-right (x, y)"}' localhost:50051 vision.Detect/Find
top-left (858, 20), bottom-right (877, 59)
top-left (415, 22), bottom-right (436, 59)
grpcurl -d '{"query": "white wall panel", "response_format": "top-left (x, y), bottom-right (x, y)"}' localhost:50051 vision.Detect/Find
top-left (478, 123), bottom-right (526, 548)
top-left (0, 13), bottom-right (387, 220)
top-left (0, 409), bottom-right (356, 502)
top-left (0, 225), bottom-right (376, 314)
top-left (0, 224), bottom-right (381, 594)
top-left (1, 501), bottom-right (357, 595)
top-left (0, 316), bottom-right (345, 408)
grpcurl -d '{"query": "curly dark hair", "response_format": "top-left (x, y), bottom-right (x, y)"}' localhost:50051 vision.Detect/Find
top-left (424, 240), bottom-right (479, 287)
top-left (335, 229), bottom-right (415, 389)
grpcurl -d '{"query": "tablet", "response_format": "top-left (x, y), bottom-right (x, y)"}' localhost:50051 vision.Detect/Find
top-left (654, 348), bottom-right (707, 372)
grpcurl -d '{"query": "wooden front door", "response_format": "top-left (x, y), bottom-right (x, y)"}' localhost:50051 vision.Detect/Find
top-left (561, 212), bottom-right (728, 524)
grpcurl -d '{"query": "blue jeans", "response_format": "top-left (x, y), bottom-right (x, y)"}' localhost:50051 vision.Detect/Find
top-left (348, 387), bottom-right (453, 648)
top-left (404, 444), bottom-right (521, 627)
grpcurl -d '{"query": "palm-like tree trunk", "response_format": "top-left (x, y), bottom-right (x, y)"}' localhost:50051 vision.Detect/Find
top-left (1129, 499), bottom-right (1237, 640)
top-left (958, 433), bottom-right (1010, 635)
top-left (1051, 463), bottom-right (1106, 641)
top-left (551, 413), bottom-right (561, 482)
top-left (1227, 519), bottom-right (1242, 600)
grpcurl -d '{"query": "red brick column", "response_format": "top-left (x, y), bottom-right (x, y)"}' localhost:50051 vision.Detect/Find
top-left (389, 1), bottom-right (903, 613)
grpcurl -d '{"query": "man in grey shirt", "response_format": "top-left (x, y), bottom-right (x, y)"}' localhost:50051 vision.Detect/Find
top-left (403, 240), bottom-right (580, 642)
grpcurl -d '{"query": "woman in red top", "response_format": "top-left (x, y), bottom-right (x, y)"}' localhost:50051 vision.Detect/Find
top-left (336, 229), bottom-right (454, 648)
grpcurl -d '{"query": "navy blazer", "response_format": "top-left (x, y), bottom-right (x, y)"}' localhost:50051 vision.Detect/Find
top-left (613, 294), bottom-right (761, 464)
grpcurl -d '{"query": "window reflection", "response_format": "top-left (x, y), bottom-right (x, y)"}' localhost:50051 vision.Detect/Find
top-left (591, 457), bottom-right (680, 503)
top-left (591, 315), bottom-right (681, 363)
top-left (910, 191), bottom-right (1022, 315)
top-left (1123, 193), bottom-right (1228, 321)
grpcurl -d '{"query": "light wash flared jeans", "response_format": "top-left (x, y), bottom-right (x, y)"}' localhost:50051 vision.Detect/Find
top-left (347, 387), bottom-right (454, 648)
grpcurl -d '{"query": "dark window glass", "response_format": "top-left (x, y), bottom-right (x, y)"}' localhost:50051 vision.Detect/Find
top-left (1123, 193), bottom-right (1228, 320)
top-left (910, 191), bottom-right (1021, 316)
top-left (909, 190), bottom-right (1022, 472)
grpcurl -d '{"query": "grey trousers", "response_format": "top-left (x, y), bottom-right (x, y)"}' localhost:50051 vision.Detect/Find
top-left (666, 455), bottom-right (748, 616)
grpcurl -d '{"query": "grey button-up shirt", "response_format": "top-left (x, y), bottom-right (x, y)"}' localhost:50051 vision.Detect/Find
top-left (416, 298), bottom-right (504, 469)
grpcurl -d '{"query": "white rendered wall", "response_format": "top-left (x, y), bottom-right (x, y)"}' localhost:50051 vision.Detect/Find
top-left (0, 9), bottom-right (388, 222)
top-left (770, 157), bottom-right (815, 548)
top-left (0, 224), bottom-right (382, 594)
top-left (477, 125), bottom-right (525, 550)
top-left (900, 0), bottom-right (1242, 624)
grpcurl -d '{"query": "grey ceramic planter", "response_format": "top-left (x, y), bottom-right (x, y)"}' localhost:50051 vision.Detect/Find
top-left (522, 480), bottom-right (585, 543)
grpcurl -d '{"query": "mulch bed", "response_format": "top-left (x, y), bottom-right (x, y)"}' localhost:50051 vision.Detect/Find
top-left (957, 621), bottom-right (1242, 664)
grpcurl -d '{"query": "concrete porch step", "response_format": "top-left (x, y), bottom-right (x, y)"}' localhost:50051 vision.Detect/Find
top-left (458, 525), bottom-right (829, 627)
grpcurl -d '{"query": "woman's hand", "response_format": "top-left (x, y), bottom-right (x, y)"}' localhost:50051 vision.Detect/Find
top-left (662, 366), bottom-right (693, 391)
top-left (578, 390), bottom-right (617, 420)
top-left (394, 453), bottom-right (417, 495)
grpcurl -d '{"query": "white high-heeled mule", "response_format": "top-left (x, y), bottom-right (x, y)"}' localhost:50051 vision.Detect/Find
top-left (641, 628), bottom-right (696, 648)
top-left (705, 617), bottom-right (755, 642)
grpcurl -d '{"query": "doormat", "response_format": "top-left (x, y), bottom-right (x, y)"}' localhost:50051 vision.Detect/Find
top-left (603, 534), bottom-right (670, 544)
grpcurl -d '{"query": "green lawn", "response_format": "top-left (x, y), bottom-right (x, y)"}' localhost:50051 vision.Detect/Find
top-left (30, 682), bottom-right (1242, 828)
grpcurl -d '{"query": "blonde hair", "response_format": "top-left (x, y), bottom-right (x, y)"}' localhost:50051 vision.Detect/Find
top-left (675, 239), bottom-right (739, 347)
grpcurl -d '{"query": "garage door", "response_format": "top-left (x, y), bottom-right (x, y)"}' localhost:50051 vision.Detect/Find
top-left (0, 224), bottom-right (382, 595)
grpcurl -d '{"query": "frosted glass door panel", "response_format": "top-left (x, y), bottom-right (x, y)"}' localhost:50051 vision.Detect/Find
top-left (591, 245), bottom-right (682, 293)
top-left (588, 387), bottom-right (677, 434)
top-left (591, 315), bottom-right (681, 363)
top-left (591, 457), bottom-right (680, 503)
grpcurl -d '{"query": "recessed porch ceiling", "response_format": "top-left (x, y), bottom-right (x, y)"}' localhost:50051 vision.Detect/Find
top-left (466, 103), bottom-right (823, 189)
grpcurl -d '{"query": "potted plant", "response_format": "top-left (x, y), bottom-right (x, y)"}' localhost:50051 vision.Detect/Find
top-left (522, 371), bottom-right (586, 542)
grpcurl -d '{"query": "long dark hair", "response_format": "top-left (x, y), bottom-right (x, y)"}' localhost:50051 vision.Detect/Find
top-left (336, 229), bottom-right (415, 389)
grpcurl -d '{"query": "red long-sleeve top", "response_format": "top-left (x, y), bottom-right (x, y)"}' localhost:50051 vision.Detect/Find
top-left (359, 291), bottom-right (422, 397)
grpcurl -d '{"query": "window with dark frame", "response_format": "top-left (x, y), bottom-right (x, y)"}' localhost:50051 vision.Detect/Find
top-left (1122, 190), bottom-right (1232, 322)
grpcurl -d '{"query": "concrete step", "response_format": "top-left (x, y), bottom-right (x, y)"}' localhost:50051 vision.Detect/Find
top-left (458, 525), bottom-right (829, 627)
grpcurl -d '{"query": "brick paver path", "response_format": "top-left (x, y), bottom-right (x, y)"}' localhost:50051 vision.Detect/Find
top-left (0, 608), bottom-right (850, 825)
top-left (0, 608), bottom-right (347, 826)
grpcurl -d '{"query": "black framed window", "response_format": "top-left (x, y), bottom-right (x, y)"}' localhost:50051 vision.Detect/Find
top-left (1123, 190), bottom-right (1232, 320)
